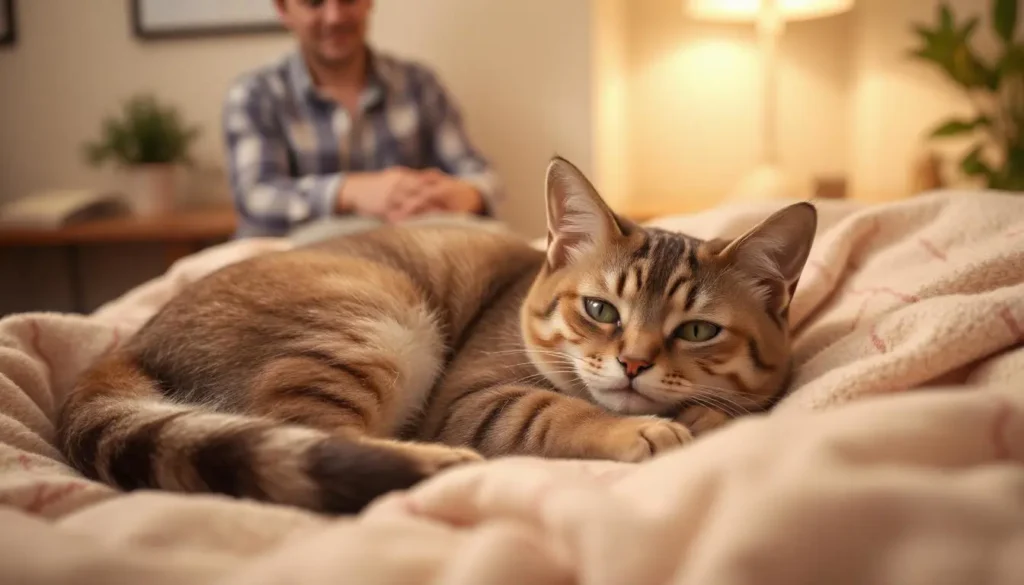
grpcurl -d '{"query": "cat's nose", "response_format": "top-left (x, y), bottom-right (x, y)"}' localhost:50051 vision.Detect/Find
top-left (618, 357), bottom-right (653, 379)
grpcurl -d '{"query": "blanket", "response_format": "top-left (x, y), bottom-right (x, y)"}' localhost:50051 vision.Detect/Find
top-left (1, 190), bottom-right (1023, 584)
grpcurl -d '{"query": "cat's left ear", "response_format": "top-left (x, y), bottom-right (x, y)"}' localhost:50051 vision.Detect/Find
top-left (544, 156), bottom-right (627, 270)
top-left (719, 202), bottom-right (818, 289)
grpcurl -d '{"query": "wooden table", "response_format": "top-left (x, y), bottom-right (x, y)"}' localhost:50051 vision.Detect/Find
top-left (0, 208), bottom-right (238, 312)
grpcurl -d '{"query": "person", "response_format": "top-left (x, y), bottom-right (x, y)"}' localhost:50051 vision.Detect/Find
top-left (222, 0), bottom-right (503, 239)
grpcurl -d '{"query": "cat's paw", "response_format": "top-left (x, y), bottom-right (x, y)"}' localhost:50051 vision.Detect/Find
top-left (674, 404), bottom-right (731, 435)
top-left (405, 443), bottom-right (485, 475)
top-left (605, 416), bottom-right (693, 462)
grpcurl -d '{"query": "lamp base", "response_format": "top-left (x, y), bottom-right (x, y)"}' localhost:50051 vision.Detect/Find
top-left (723, 164), bottom-right (794, 203)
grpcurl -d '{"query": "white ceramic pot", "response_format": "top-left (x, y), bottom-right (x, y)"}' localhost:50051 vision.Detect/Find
top-left (125, 163), bottom-right (179, 216)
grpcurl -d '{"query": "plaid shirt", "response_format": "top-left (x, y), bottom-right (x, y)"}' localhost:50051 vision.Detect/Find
top-left (222, 49), bottom-right (502, 237)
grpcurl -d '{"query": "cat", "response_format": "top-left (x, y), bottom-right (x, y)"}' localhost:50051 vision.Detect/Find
top-left (57, 156), bottom-right (817, 515)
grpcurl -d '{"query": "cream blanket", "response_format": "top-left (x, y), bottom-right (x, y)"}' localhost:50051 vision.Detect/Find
top-left (1, 190), bottom-right (1023, 584)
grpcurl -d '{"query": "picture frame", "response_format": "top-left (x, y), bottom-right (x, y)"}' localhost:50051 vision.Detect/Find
top-left (130, 0), bottom-right (286, 40)
top-left (0, 0), bottom-right (16, 48)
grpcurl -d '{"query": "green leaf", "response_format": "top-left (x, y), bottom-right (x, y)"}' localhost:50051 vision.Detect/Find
top-left (940, 4), bottom-right (954, 32)
top-left (994, 0), bottom-right (1018, 44)
top-left (929, 116), bottom-right (991, 137)
top-left (912, 24), bottom-right (937, 43)
top-left (990, 147), bottom-right (1024, 190)
top-left (907, 5), bottom-right (994, 90)
top-left (946, 44), bottom-right (992, 88)
top-left (999, 44), bottom-right (1024, 75)
top-left (960, 145), bottom-right (993, 178)
top-left (962, 16), bottom-right (979, 39)
top-left (908, 47), bottom-right (941, 65)
top-left (1008, 146), bottom-right (1024, 167)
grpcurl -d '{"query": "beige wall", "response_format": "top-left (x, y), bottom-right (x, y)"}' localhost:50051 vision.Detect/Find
top-left (619, 0), bottom-right (853, 215)
top-left (592, 0), bottom-right (630, 209)
top-left (0, 0), bottom-right (293, 206)
top-left (0, 0), bottom-right (594, 238)
top-left (0, 0), bottom-right (1000, 315)
top-left (848, 0), bottom-right (1001, 201)
top-left (4, 0), bottom-right (984, 231)
top-left (369, 0), bottom-right (593, 236)
top-left (0, 0), bottom-right (593, 315)
top-left (614, 0), bottom-right (1000, 210)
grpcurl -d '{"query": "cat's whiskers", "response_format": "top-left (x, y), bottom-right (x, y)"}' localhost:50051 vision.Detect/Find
top-left (688, 394), bottom-right (748, 418)
top-left (494, 368), bottom-right (569, 386)
top-left (699, 388), bottom-right (761, 411)
top-left (483, 347), bottom-right (586, 365)
top-left (686, 390), bottom-right (754, 417)
top-left (638, 377), bottom-right (758, 418)
top-left (496, 359), bottom-right (582, 376)
top-left (672, 378), bottom-right (760, 404)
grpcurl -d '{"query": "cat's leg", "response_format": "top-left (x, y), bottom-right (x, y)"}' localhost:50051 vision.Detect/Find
top-left (427, 383), bottom-right (692, 462)
top-left (246, 310), bottom-right (482, 470)
top-left (673, 404), bottom-right (731, 436)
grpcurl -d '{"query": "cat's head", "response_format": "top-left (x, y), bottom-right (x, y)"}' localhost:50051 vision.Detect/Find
top-left (521, 156), bottom-right (816, 418)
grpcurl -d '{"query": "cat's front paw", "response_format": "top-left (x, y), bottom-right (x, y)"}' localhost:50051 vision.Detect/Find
top-left (603, 416), bottom-right (693, 462)
top-left (674, 404), bottom-right (731, 435)
top-left (408, 444), bottom-right (485, 475)
top-left (369, 439), bottom-right (484, 476)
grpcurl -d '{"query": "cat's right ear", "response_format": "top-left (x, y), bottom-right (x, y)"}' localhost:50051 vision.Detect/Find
top-left (544, 156), bottom-right (625, 270)
top-left (717, 202), bottom-right (817, 310)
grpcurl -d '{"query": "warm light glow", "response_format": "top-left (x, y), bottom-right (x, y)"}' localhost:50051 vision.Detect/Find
top-left (685, 0), bottom-right (854, 22)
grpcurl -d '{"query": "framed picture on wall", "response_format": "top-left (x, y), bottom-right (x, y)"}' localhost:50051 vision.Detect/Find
top-left (0, 0), bottom-right (16, 48)
top-left (131, 0), bottom-right (285, 40)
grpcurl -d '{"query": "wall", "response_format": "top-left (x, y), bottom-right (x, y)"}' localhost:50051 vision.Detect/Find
top-left (0, 0), bottom-right (594, 315)
top-left (612, 0), bottom-right (1001, 209)
top-left (592, 0), bottom-right (630, 209)
top-left (848, 0), bottom-right (1005, 201)
top-left (619, 0), bottom-right (854, 215)
top-left (0, 0), bottom-right (293, 207)
top-left (369, 0), bottom-right (593, 235)
top-left (0, 0), bottom-right (594, 238)
top-left (1, 0), bottom-right (998, 315)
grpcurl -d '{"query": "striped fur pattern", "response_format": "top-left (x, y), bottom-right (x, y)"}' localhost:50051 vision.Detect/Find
top-left (58, 157), bottom-right (816, 514)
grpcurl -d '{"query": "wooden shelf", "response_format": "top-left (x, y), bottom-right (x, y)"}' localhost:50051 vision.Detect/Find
top-left (0, 207), bottom-right (239, 314)
top-left (0, 207), bottom-right (238, 246)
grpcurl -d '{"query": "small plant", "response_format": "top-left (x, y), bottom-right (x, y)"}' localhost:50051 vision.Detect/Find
top-left (84, 94), bottom-right (200, 167)
top-left (909, 0), bottom-right (1024, 191)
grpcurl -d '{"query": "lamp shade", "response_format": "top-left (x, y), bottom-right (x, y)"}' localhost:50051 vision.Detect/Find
top-left (686, 0), bottom-right (853, 22)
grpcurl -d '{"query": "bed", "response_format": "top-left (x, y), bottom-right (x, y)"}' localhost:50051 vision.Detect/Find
top-left (1, 190), bottom-right (1023, 585)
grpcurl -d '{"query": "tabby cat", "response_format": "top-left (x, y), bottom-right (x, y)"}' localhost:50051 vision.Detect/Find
top-left (58, 157), bottom-right (816, 514)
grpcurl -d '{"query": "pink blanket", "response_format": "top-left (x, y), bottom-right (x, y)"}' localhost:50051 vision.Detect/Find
top-left (1, 191), bottom-right (1023, 584)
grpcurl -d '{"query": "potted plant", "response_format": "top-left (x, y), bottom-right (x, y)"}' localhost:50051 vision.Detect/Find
top-left (909, 0), bottom-right (1024, 192)
top-left (84, 94), bottom-right (201, 215)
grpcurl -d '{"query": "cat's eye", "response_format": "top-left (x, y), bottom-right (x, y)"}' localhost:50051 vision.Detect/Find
top-left (674, 320), bottom-right (721, 343)
top-left (583, 297), bottom-right (620, 324)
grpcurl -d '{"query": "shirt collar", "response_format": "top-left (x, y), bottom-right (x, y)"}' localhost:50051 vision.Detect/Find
top-left (286, 46), bottom-right (388, 111)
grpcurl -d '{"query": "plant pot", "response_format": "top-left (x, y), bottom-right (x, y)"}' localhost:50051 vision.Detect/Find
top-left (125, 163), bottom-right (180, 216)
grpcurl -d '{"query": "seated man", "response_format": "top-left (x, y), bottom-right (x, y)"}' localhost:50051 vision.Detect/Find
top-left (223, 0), bottom-right (502, 238)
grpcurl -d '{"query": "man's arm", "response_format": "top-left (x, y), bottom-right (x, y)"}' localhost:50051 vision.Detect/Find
top-left (222, 78), bottom-right (342, 236)
top-left (418, 68), bottom-right (504, 217)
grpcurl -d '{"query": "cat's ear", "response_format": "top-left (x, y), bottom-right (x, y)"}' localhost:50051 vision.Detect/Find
top-left (719, 202), bottom-right (817, 288)
top-left (544, 156), bottom-right (625, 270)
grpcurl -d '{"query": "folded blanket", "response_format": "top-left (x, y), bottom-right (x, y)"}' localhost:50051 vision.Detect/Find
top-left (1, 190), bottom-right (1022, 584)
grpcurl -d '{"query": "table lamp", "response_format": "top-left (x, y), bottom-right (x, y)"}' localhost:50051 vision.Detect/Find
top-left (685, 0), bottom-right (854, 202)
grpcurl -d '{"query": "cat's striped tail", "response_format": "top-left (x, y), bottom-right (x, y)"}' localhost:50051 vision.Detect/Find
top-left (57, 351), bottom-right (436, 514)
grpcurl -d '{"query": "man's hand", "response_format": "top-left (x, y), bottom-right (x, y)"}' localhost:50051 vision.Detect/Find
top-left (337, 167), bottom-right (483, 222)
top-left (385, 169), bottom-right (483, 222)
top-left (336, 168), bottom-right (422, 218)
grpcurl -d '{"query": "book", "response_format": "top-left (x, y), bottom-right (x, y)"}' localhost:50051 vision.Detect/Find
top-left (0, 189), bottom-right (131, 229)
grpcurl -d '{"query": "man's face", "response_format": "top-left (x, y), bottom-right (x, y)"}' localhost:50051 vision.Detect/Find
top-left (276, 0), bottom-right (373, 68)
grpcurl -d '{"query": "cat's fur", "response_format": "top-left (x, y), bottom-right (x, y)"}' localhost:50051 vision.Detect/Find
top-left (58, 157), bottom-right (816, 514)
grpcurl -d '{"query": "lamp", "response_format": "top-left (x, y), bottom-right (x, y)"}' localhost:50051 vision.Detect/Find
top-left (685, 0), bottom-right (854, 202)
